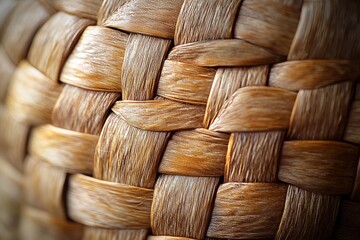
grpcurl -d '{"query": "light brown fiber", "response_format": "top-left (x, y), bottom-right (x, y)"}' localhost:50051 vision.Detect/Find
top-left (30, 124), bottom-right (98, 173)
top-left (207, 183), bottom-right (288, 239)
top-left (94, 113), bottom-right (170, 188)
top-left (52, 85), bottom-right (119, 135)
top-left (112, 99), bottom-right (205, 131)
top-left (152, 175), bottom-right (219, 239)
top-left (28, 12), bottom-right (94, 81)
top-left (98, 0), bottom-right (184, 39)
top-left (6, 61), bottom-right (63, 125)
top-left (159, 128), bottom-right (229, 177)
top-left (121, 34), bottom-right (171, 100)
top-left (68, 174), bottom-right (154, 229)
top-left (157, 60), bottom-right (216, 105)
top-left (210, 86), bottom-right (297, 132)
top-left (61, 26), bottom-right (128, 92)
top-left (276, 185), bottom-right (341, 239)
top-left (168, 39), bottom-right (284, 67)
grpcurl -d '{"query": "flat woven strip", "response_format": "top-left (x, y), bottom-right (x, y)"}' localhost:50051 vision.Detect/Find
top-left (0, 0), bottom-right (360, 240)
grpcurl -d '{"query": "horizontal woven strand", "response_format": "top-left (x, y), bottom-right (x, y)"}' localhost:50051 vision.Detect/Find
top-left (157, 60), bottom-right (216, 105)
top-left (61, 26), bottom-right (128, 92)
top-left (209, 86), bottom-right (297, 132)
top-left (112, 99), bottom-right (205, 131)
top-left (98, 0), bottom-right (184, 39)
top-left (83, 227), bottom-right (148, 240)
top-left (6, 60), bottom-right (63, 125)
top-left (53, 0), bottom-right (103, 20)
top-left (30, 124), bottom-right (98, 173)
top-left (269, 60), bottom-right (360, 91)
top-left (278, 140), bottom-right (359, 195)
top-left (67, 174), bottom-right (154, 229)
top-left (159, 128), bottom-right (229, 177)
top-left (168, 39), bottom-right (284, 67)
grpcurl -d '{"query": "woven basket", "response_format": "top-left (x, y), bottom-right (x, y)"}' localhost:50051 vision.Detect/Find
top-left (0, 0), bottom-right (360, 239)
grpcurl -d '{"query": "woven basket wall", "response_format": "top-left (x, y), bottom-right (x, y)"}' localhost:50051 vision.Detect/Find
top-left (0, 0), bottom-right (360, 239)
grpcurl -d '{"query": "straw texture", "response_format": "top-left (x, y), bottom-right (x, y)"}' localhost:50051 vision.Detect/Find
top-left (0, 0), bottom-right (360, 239)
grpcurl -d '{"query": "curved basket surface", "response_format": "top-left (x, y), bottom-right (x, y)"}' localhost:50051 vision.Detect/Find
top-left (0, 0), bottom-right (360, 239)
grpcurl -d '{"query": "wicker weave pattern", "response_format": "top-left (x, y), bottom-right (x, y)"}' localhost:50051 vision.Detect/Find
top-left (0, 0), bottom-right (360, 239)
